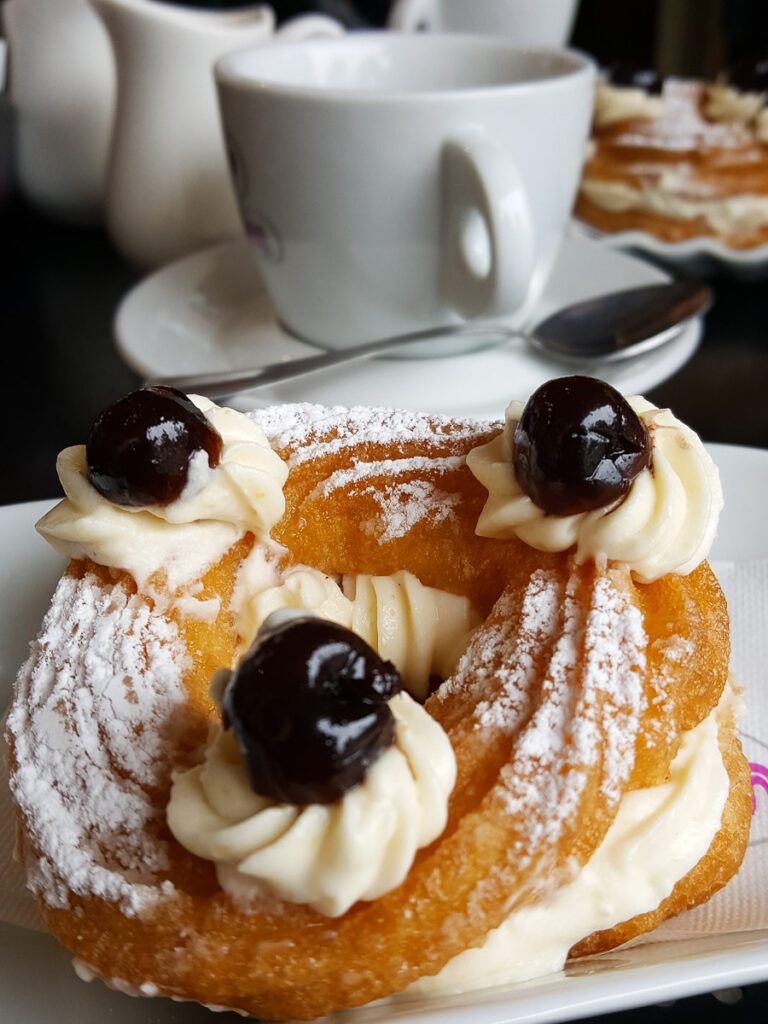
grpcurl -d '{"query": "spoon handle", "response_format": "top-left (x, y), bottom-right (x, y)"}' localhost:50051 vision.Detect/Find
top-left (148, 323), bottom-right (519, 399)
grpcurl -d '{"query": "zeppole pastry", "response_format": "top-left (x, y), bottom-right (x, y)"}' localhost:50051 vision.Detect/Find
top-left (6, 378), bottom-right (751, 1019)
top-left (576, 60), bottom-right (768, 247)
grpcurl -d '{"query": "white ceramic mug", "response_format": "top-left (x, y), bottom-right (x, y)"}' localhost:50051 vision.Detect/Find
top-left (215, 33), bottom-right (594, 350)
top-left (388, 0), bottom-right (580, 48)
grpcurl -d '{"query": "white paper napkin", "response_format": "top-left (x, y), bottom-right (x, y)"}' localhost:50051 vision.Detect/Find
top-left (2, 560), bottom-right (768, 944)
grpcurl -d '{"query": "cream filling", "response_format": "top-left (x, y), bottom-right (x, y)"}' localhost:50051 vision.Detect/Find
top-left (593, 80), bottom-right (666, 128)
top-left (36, 397), bottom-right (288, 592)
top-left (401, 684), bottom-right (734, 997)
top-left (167, 691), bottom-right (456, 917)
top-left (121, 683), bottom-right (733, 1007)
top-left (704, 83), bottom-right (766, 125)
top-left (466, 397), bottom-right (723, 583)
top-left (580, 176), bottom-right (768, 235)
top-left (234, 551), bottom-right (481, 700)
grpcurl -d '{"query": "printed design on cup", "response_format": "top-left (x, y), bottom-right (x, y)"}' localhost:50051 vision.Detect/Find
top-left (244, 213), bottom-right (284, 265)
top-left (223, 132), bottom-right (284, 264)
top-left (225, 131), bottom-right (249, 207)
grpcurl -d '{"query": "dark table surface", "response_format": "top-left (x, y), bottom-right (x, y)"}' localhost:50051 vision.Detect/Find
top-left (2, 132), bottom-right (768, 1024)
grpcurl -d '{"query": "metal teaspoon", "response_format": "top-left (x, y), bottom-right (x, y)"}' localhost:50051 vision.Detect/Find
top-left (149, 280), bottom-right (712, 401)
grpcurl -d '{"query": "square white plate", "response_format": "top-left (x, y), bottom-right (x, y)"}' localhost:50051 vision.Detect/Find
top-left (2, 442), bottom-right (768, 1022)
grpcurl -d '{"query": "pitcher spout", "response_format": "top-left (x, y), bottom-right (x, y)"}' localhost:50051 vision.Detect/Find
top-left (88, 0), bottom-right (276, 41)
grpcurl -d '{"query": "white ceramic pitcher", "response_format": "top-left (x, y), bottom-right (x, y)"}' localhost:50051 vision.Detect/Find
top-left (2, 0), bottom-right (116, 222)
top-left (89, 0), bottom-right (344, 269)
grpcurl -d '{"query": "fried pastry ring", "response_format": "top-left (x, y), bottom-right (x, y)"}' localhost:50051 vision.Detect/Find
top-left (7, 404), bottom-right (741, 1020)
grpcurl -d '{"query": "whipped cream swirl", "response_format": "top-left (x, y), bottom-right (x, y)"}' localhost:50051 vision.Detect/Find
top-left (593, 79), bottom-right (666, 128)
top-left (580, 176), bottom-right (768, 235)
top-left (167, 691), bottom-right (456, 916)
top-left (466, 396), bottom-right (722, 582)
top-left (36, 396), bottom-right (288, 591)
top-left (236, 564), bottom-right (480, 700)
top-left (704, 82), bottom-right (766, 125)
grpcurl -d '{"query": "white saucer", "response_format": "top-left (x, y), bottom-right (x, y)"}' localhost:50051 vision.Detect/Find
top-left (115, 231), bottom-right (702, 419)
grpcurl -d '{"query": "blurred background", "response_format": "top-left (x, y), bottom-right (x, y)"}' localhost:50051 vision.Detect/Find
top-left (264, 0), bottom-right (768, 77)
top-left (0, 3), bottom-right (768, 1023)
top-left (2, 0), bottom-right (768, 506)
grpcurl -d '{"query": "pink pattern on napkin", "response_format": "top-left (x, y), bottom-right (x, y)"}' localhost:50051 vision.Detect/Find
top-left (750, 762), bottom-right (768, 814)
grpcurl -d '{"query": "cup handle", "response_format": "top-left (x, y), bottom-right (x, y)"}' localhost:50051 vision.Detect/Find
top-left (276, 13), bottom-right (346, 40)
top-left (387, 0), bottom-right (438, 31)
top-left (441, 137), bottom-right (536, 320)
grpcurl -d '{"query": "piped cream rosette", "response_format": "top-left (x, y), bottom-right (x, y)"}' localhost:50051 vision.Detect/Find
top-left (167, 618), bottom-right (457, 918)
top-left (466, 397), bottom-right (723, 583)
top-left (234, 560), bottom-right (481, 700)
top-left (593, 77), bottom-right (666, 128)
top-left (36, 396), bottom-right (288, 592)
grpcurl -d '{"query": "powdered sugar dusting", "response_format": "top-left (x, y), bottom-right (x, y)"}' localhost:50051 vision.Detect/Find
top-left (610, 79), bottom-right (752, 151)
top-left (362, 480), bottom-right (462, 543)
top-left (251, 403), bottom-right (493, 544)
top-left (483, 570), bottom-right (647, 861)
top-left (441, 571), bottom-right (563, 735)
top-left (251, 404), bottom-right (494, 468)
top-left (7, 572), bottom-right (190, 914)
top-left (312, 456), bottom-right (466, 500)
top-left (581, 575), bottom-right (647, 803)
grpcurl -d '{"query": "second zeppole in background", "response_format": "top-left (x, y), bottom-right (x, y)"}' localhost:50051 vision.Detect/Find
top-left (576, 57), bottom-right (768, 251)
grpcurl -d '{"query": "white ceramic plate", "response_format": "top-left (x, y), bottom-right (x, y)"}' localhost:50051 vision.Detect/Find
top-left (571, 217), bottom-right (768, 282)
top-left (113, 233), bottom-right (702, 419)
top-left (2, 442), bottom-right (768, 1023)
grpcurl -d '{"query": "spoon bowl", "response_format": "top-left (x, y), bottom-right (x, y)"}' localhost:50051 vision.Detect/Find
top-left (528, 280), bottom-right (713, 362)
top-left (151, 279), bottom-right (712, 400)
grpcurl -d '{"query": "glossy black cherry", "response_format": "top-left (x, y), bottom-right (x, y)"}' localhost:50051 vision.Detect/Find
top-left (724, 54), bottom-right (768, 94)
top-left (223, 616), bottom-right (403, 805)
top-left (86, 386), bottom-right (222, 507)
top-left (607, 60), bottom-right (663, 95)
top-left (513, 376), bottom-right (651, 516)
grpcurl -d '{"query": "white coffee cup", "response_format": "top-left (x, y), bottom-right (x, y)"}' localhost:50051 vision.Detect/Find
top-left (388, 0), bottom-right (580, 48)
top-left (215, 32), bottom-right (594, 350)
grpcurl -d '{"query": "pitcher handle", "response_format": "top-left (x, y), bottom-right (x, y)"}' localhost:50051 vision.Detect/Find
top-left (441, 137), bottom-right (536, 320)
top-left (276, 13), bottom-right (346, 40)
top-left (387, 0), bottom-right (438, 31)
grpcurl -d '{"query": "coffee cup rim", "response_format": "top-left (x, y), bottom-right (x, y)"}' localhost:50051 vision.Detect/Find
top-left (214, 31), bottom-right (595, 103)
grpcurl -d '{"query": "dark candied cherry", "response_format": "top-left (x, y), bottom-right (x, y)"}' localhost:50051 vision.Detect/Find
top-left (86, 386), bottom-right (222, 507)
top-left (606, 60), bottom-right (663, 95)
top-left (223, 615), bottom-right (403, 805)
top-left (513, 376), bottom-right (651, 516)
top-left (723, 54), bottom-right (768, 95)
